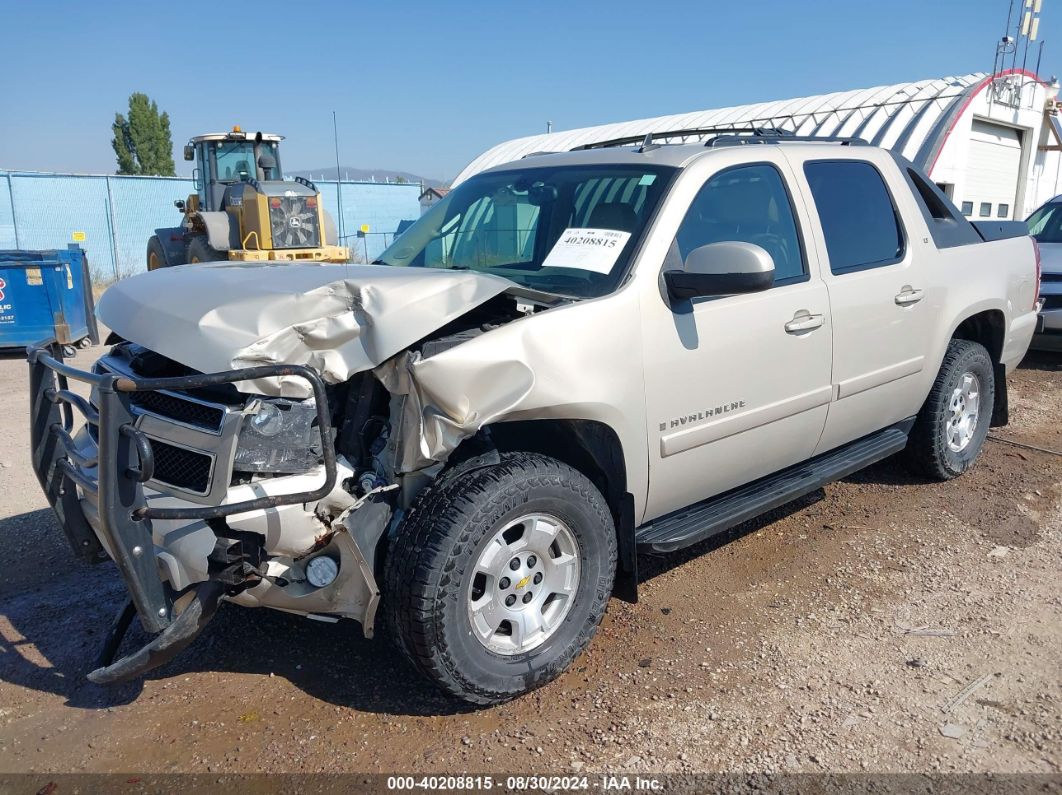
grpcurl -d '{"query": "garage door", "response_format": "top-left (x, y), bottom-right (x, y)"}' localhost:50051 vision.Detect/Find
top-left (963, 120), bottom-right (1022, 220)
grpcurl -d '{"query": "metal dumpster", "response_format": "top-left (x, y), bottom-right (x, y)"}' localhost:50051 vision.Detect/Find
top-left (0, 245), bottom-right (100, 349)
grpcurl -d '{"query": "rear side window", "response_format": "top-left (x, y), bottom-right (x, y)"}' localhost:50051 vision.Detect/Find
top-left (900, 163), bottom-right (981, 248)
top-left (804, 161), bottom-right (905, 274)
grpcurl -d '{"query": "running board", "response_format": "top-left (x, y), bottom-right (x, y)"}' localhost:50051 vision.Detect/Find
top-left (635, 422), bottom-right (913, 554)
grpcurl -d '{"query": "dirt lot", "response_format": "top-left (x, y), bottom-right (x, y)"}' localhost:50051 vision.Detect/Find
top-left (0, 345), bottom-right (1059, 776)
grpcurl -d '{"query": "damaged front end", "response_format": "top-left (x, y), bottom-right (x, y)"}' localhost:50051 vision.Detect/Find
top-left (27, 258), bottom-right (573, 685)
top-left (28, 341), bottom-right (397, 684)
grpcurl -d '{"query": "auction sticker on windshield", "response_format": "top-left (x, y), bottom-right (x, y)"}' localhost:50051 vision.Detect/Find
top-left (541, 228), bottom-right (631, 274)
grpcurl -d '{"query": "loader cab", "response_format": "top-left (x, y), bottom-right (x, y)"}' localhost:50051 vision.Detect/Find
top-left (185, 129), bottom-right (285, 212)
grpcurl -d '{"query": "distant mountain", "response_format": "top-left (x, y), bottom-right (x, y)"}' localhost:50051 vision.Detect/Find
top-left (290, 166), bottom-right (447, 188)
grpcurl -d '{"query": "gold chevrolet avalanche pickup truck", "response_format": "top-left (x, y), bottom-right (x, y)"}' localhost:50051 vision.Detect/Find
top-left (28, 129), bottom-right (1041, 704)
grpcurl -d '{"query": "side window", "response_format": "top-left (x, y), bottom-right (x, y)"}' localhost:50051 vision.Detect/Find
top-left (674, 164), bottom-right (806, 284)
top-left (901, 165), bottom-right (982, 249)
top-left (1027, 203), bottom-right (1062, 242)
top-left (804, 161), bottom-right (905, 274)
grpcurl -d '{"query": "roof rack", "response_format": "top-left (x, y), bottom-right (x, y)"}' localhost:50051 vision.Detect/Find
top-left (705, 129), bottom-right (869, 148)
top-left (570, 126), bottom-right (789, 151)
top-left (568, 126), bottom-right (868, 151)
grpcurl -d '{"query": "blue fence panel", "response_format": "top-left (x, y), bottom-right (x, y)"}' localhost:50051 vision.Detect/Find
top-left (315, 181), bottom-right (421, 261)
top-left (0, 175), bottom-right (16, 249)
top-left (5, 174), bottom-right (116, 280)
top-left (108, 176), bottom-right (193, 278)
top-left (0, 171), bottom-right (421, 280)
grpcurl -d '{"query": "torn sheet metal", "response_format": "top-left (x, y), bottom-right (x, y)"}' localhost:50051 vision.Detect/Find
top-left (377, 350), bottom-right (536, 472)
top-left (97, 262), bottom-right (512, 397)
top-left (371, 288), bottom-right (649, 510)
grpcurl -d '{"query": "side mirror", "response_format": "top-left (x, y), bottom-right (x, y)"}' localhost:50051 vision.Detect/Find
top-left (183, 144), bottom-right (195, 161)
top-left (258, 153), bottom-right (277, 171)
top-left (664, 241), bottom-right (774, 301)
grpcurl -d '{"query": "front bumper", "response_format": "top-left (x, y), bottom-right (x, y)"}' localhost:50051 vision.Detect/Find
top-left (28, 342), bottom-right (340, 676)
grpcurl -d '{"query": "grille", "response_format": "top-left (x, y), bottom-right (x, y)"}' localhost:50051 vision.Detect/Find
top-left (1041, 272), bottom-right (1062, 283)
top-left (269, 196), bottom-right (321, 249)
top-left (1043, 294), bottom-right (1062, 311)
top-left (149, 440), bottom-right (212, 494)
top-left (129, 390), bottom-right (224, 431)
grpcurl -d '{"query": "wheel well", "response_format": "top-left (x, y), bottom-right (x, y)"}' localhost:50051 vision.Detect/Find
top-left (475, 419), bottom-right (637, 601)
top-left (952, 310), bottom-right (1005, 362)
top-left (483, 419), bottom-right (627, 514)
top-left (951, 309), bottom-right (1008, 426)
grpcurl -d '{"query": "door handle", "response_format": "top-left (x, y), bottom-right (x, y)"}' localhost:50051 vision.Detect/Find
top-left (895, 287), bottom-right (925, 306)
top-left (784, 312), bottom-right (825, 334)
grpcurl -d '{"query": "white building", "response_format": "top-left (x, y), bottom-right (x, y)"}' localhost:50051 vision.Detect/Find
top-left (455, 70), bottom-right (1062, 220)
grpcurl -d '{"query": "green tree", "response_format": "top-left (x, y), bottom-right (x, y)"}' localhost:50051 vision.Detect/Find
top-left (111, 93), bottom-right (175, 176)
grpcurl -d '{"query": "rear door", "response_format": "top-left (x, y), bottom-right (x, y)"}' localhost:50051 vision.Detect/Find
top-left (787, 153), bottom-right (932, 454)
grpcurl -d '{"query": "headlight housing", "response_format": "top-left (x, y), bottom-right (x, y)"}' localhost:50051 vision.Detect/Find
top-left (233, 398), bottom-right (322, 474)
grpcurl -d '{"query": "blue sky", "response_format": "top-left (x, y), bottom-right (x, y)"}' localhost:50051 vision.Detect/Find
top-left (0, 0), bottom-right (1056, 182)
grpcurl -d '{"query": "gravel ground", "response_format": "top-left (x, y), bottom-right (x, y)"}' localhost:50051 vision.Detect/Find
top-left (0, 345), bottom-right (1059, 775)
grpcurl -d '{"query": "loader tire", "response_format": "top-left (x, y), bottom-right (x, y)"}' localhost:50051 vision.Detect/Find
top-left (186, 236), bottom-right (225, 264)
top-left (146, 236), bottom-right (168, 271)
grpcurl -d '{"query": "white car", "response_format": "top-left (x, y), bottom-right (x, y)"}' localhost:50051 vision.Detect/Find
top-left (1026, 197), bottom-right (1062, 350)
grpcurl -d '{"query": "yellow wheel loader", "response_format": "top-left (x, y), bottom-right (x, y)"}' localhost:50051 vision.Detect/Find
top-left (147, 127), bottom-right (350, 269)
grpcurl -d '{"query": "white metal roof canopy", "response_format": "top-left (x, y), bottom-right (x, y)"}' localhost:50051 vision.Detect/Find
top-left (453, 71), bottom-right (1046, 186)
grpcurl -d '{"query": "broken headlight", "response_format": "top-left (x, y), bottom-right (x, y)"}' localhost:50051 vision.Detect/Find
top-left (233, 398), bottom-right (322, 474)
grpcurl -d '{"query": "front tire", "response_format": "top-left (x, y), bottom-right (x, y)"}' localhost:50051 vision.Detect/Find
top-left (186, 236), bottom-right (225, 264)
top-left (384, 453), bottom-right (617, 705)
top-left (905, 339), bottom-right (995, 480)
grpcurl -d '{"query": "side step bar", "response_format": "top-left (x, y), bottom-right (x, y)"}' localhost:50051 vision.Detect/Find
top-left (635, 421), bottom-right (913, 553)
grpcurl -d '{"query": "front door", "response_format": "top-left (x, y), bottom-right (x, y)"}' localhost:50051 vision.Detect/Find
top-left (640, 157), bottom-right (833, 522)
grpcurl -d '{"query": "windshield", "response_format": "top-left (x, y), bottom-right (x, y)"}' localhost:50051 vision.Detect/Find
top-left (214, 142), bottom-right (256, 183)
top-left (376, 163), bottom-right (675, 297)
top-left (1027, 201), bottom-right (1062, 243)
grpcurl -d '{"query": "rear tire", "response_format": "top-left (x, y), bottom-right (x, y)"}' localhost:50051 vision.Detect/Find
top-left (186, 236), bottom-right (225, 264)
top-left (146, 235), bottom-right (168, 271)
top-left (384, 453), bottom-right (616, 705)
top-left (904, 339), bottom-right (994, 480)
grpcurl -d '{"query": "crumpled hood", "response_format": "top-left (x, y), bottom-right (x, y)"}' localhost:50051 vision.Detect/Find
top-left (97, 262), bottom-right (513, 397)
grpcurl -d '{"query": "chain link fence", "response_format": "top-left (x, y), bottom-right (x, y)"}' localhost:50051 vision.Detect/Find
top-left (0, 171), bottom-right (421, 282)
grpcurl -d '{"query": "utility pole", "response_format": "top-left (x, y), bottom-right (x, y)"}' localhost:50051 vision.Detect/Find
top-left (332, 111), bottom-right (345, 242)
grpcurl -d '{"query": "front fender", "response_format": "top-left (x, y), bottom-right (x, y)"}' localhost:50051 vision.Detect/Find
top-left (194, 211), bottom-right (239, 251)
